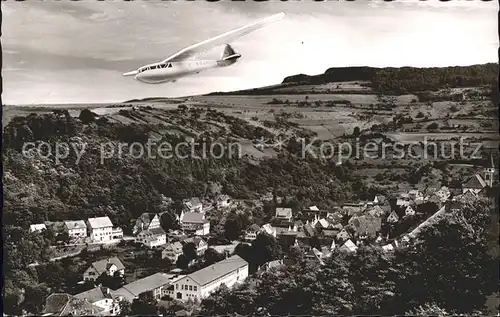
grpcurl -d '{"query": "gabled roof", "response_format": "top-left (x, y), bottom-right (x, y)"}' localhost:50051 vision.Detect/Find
top-left (184, 197), bottom-right (202, 208)
top-left (163, 241), bottom-right (183, 253)
top-left (247, 224), bottom-right (261, 232)
top-left (30, 223), bottom-right (47, 231)
top-left (42, 293), bottom-right (105, 316)
top-left (185, 255), bottom-right (248, 286)
top-left (113, 273), bottom-right (180, 302)
top-left (275, 207), bottom-right (293, 218)
top-left (64, 220), bottom-right (87, 230)
top-left (303, 223), bottom-right (316, 237)
top-left (348, 215), bottom-right (382, 237)
top-left (87, 216), bottom-right (113, 229)
top-left (463, 174), bottom-right (487, 189)
top-left (136, 213), bottom-right (158, 226)
top-left (340, 239), bottom-right (358, 252)
top-left (181, 212), bottom-right (207, 224)
top-left (183, 236), bottom-right (206, 247)
top-left (138, 227), bottom-right (166, 238)
top-left (309, 206), bottom-right (319, 211)
top-left (89, 257), bottom-right (125, 275)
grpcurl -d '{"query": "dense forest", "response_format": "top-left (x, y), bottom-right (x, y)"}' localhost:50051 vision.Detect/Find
top-left (209, 63), bottom-right (498, 95)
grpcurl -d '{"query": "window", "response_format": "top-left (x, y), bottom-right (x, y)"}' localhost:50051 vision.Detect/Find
top-left (189, 285), bottom-right (192, 291)
top-left (176, 284), bottom-right (178, 290)
top-left (168, 63), bottom-right (172, 68)
top-left (193, 286), bottom-right (197, 291)
top-left (151, 65), bottom-right (157, 70)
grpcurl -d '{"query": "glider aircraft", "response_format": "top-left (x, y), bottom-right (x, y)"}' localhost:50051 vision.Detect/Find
top-left (122, 12), bottom-right (285, 84)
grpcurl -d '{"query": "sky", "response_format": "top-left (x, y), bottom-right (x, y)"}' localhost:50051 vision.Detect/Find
top-left (2, 0), bottom-right (498, 105)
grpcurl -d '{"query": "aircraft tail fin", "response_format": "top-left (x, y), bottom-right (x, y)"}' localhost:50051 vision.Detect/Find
top-left (221, 44), bottom-right (241, 61)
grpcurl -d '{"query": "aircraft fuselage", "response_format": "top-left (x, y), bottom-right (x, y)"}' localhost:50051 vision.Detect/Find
top-left (134, 58), bottom-right (238, 84)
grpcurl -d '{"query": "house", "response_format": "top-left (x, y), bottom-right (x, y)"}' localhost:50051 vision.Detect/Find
top-left (87, 216), bottom-right (114, 242)
top-left (260, 192), bottom-right (274, 202)
top-left (133, 213), bottom-right (161, 235)
top-left (258, 259), bottom-right (284, 273)
top-left (408, 189), bottom-right (423, 200)
top-left (396, 199), bottom-right (410, 207)
top-left (183, 197), bottom-right (203, 213)
top-left (171, 255), bottom-right (248, 302)
top-left (336, 228), bottom-right (351, 242)
top-left (74, 287), bottom-right (120, 315)
top-left (64, 220), bottom-right (87, 238)
top-left (314, 218), bottom-right (330, 229)
top-left (387, 211), bottom-right (400, 223)
top-left (180, 212), bottom-right (210, 236)
top-left (42, 293), bottom-right (105, 316)
top-left (339, 239), bottom-right (358, 253)
top-left (348, 215), bottom-right (382, 238)
top-left (112, 273), bottom-right (182, 303)
top-left (373, 195), bottom-right (387, 205)
top-left (30, 223), bottom-right (46, 233)
top-left (83, 257), bottom-right (125, 282)
top-left (462, 174), bottom-right (488, 195)
top-left (182, 237), bottom-right (208, 256)
top-left (309, 206), bottom-right (319, 211)
top-left (275, 207), bottom-right (293, 221)
top-left (136, 227), bottom-right (167, 248)
top-left (405, 205), bottom-right (416, 216)
top-left (162, 242), bottom-right (184, 262)
top-left (216, 195), bottom-right (232, 208)
top-left (244, 224), bottom-right (261, 241)
top-left (260, 223), bottom-right (277, 238)
top-left (303, 223), bottom-right (317, 237)
top-left (366, 205), bottom-right (385, 217)
top-left (435, 186), bottom-right (451, 202)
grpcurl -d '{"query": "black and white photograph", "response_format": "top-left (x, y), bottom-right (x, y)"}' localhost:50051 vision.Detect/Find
top-left (2, 0), bottom-right (499, 316)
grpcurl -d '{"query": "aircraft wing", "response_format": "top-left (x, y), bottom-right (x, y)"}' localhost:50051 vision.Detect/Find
top-left (160, 12), bottom-right (285, 63)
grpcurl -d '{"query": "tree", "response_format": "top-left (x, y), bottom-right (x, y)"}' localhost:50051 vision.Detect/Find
top-left (182, 242), bottom-right (198, 261)
top-left (224, 217), bottom-right (243, 241)
top-left (393, 198), bottom-right (499, 314)
top-left (79, 109), bottom-right (97, 124)
top-left (204, 248), bottom-right (225, 265)
top-left (352, 126), bottom-right (360, 137)
top-left (160, 212), bottom-right (176, 232)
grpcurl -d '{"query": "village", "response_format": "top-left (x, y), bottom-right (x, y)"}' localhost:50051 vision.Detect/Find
top-left (30, 158), bottom-right (497, 316)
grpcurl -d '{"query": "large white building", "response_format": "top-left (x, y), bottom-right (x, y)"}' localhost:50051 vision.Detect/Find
top-left (87, 216), bottom-right (114, 242)
top-left (64, 220), bottom-right (87, 238)
top-left (172, 255), bottom-right (248, 302)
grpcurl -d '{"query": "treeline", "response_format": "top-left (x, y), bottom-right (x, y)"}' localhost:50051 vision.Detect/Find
top-left (200, 199), bottom-right (499, 316)
top-left (216, 64), bottom-right (499, 95)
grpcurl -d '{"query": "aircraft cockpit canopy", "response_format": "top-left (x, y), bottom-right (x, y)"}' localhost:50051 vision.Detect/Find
top-left (139, 63), bottom-right (173, 73)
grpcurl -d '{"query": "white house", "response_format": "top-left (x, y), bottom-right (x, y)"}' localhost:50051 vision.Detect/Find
top-left (275, 207), bottom-right (293, 222)
top-left (182, 237), bottom-right (208, 256)
top-left (405, 205), bottom-right (416, 216)
top-left (339, 239), bottom-right (358, 253)
top-left (162, 242), bottom-right (184, 262)
top-left (133, 213), bottom-right (161, 235)
top-left (260, 223), bottom-right (277, 238)
top-left (387, 211), bottom-right (400, 223)
top-left (180, 212), bottom-right (210, 236)
top-left (30, 223), bottom-right (47, 233)
top-left (83, 257), bottom-right (125, 282)
top-left (136, 228), bottom-right (167, 248)
top-left (74, 287), bottom-right (120, 316)
top-left (87, 216), bottom-right (114, 242)
top-left (64, 220), bottom-right (87, 238)
top-left (183, 198), bottom-right (203, 213)
top-left (171, 255), bottom-right (248, 302)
